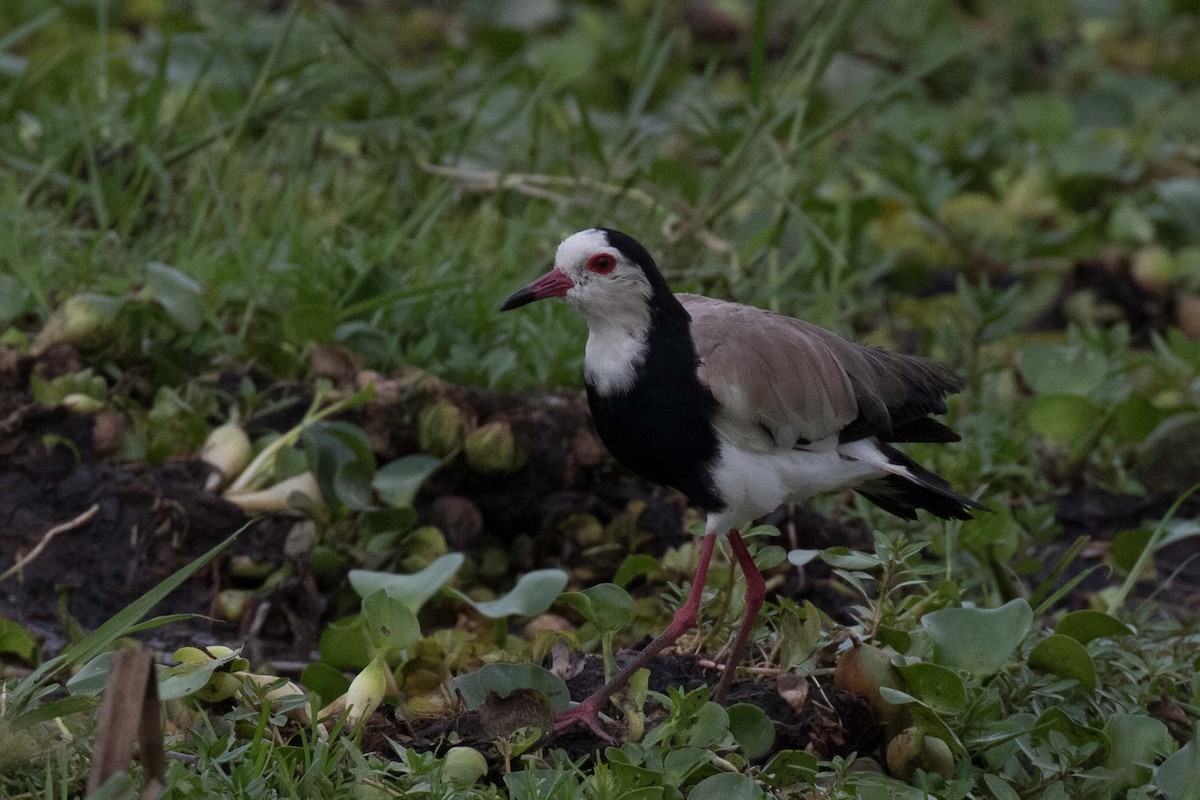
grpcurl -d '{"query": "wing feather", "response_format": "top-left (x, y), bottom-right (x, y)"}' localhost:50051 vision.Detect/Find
top-left (681, 294), bottom-right (962, 450)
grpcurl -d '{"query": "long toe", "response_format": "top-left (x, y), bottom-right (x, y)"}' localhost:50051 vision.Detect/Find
top-left (553, 700), bottom-right (616, 743)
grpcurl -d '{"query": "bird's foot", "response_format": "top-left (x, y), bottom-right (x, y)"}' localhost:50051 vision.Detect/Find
top-left (553, 699), bottom-right (615, 743)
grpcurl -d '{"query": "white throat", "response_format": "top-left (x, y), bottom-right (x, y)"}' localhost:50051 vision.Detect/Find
top-left (581, 301), bottom-right (652, 395)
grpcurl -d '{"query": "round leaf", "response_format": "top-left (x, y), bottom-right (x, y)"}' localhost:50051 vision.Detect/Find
top-left (318, 615), bottom-right (373, 670)
top-left (921, 599), bottom-right (1033, 677)
top-left (1027, 394), bottom-right (1100, 440)
top-left (451, 663), bottom-right (570, 712)
top-left (1018, 342), bottom-right (1108, 396)
top-left (727, 703), bottom-right (776, 761)
top-left (452, 569), bottom-right (568, 619)
top-left (582, 583), bottom-right (635, 631)
top-left (373, 454), bottom-right (441, 509)
top-left (1027, 634), bottom-right (1096, 692)
top-left (1055, 610), bottom-right (1133, 644)
top-left (688, 773), bottom-right (764, 800)
top-left (896, 662), bottom-right (967, 713)
top-left (362, 590), bottom-right (422, 652)
top-left (1156, 734), bottom-right (1200, 800)
top-left (348, 553), bottom-right (465, 613)
top-left (300, 662), bottom-right (351, 709)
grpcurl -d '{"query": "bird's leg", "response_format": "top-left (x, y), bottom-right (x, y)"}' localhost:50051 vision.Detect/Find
top-left (714, 529), bottom-right (766, 703)
top-left (554, 531), bottom-right (718, 738)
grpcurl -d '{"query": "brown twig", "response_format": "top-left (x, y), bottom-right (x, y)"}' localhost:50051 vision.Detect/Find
top-left (0, 504), bottom-right (99, 582)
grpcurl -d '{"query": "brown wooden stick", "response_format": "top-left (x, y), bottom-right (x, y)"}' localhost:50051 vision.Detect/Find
top-left (0, 503), bottom-right (99, 582)
top-left (86, 648), bottom-right (165, 795)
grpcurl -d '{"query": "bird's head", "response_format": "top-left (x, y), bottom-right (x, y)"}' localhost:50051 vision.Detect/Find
top-left (501, 229), bottom-right (676, 322)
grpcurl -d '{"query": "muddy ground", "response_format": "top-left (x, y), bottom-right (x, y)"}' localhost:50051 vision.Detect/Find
top-left (1, 333), bottom-right (1198, 764)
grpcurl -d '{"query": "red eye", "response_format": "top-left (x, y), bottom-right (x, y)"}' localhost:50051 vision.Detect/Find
top-left (587, 253), bottom-right (617, 274)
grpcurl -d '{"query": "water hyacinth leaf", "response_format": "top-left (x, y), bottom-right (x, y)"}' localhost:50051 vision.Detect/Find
top-left (612, 554), bottom-right (661, 587)
top-left (688, 772), bottom-right (764, 800)
top-left (1027, 634), bottom-right (1097, 692)
top-left (1027, 394), bottom-right (1099, 440)
top-left (1156, 731), bottom-right (1200, 800)
top-left (1055, 610), bottom-right (1133, 644)
top-left (786, 549), bottom-right (820, 568)
top-left (450, 569), bottom-right (568, 619)
top-left (1018, 343), bottom-right (1108, 397)
top-left (727, 703), bottom-right (776, 760)
top-left (318, 615), bottom-right (373, 670)
top-left (303, 421), bottom-right (377, 511)
top-left (145, 261), bottom-right (204, 333)
top-left (362, 590), bottom-right (421, 652)
top-left (1111, 527), bottom-right (1154, 576)
top-left (348, 553), bottom-right (465, 613)
top-left (300, 662), bottom-right (351, 709)
top-left (921, 599), bottom-right (1032, 677)
top-left (452, 663), bottom-right (570, 712)
top-left (895, 662), bottom-right (967, 713)
top-left (373, 454), bottom-right (441, 509)
top-left (759, 750), bottom-right (819, 788)
top-left (559, 583), bottom-right (635, 632)
top-left (1034, 707), bottom-right (1104, 747)
top-left (0, 616), bottom-right (38, 663)
top-left (1103, 714), bottom-right (1173, 792)
top-left (663, 747), bottom-right (713, 786)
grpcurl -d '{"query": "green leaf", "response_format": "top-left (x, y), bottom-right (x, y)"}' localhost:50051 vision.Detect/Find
top-left (300, 662), bottom-right (352, 709)
top-left (373, 454), bottom-right (441, 509)
top-left (1103, 714), bottom-right (1173, 792)
top-left (1027, 394), bottom-right (1101, 440)
top-left (1157, 730), bottom-right (1200, 800)
top-left (612, 554), bottom-right (662, 588)
top-left (0, 616), bottom-right (38, 663)
top-left (145, 261), bottom-right (204, 333)
top-left (362, 590), bottom-right (422, 652)
top-left (1018, 343), bottom-right (1108, 397)
top-left (450, 569), bottom-right (567, 619)
top-left (759, 750), bottom-right (818, 788)
top-left (303, 421), bottom-right (377, 511)
top-left (982, 774), bottom-right (1023, 800)
top-left (283, 301), bottom-right (338, 344)
top-left (895, 662), bottom-right (966, 713)
top-left (687, 773), bottom-right (764, 800)
top-left (1027, 634), bottom-right (1097, 692)
top-left (727, 703), bottom-right (775, 761)
top-left (348, 553), bottom-right (465, 613)
top-left (452, 663), bottom-right (570, 712)
top-left (559, 583), bottom-right (635, 632)
top-left (318, 615), bottom-right (373, 670)
top-left (786, 549), bottom-right (820, 568)
top-left (8, 525), bottom-right (245, 718)
top-left (921, 599), bottom-right (1032, 677)
top-left (1055, 610), bottom-right (1133, 643)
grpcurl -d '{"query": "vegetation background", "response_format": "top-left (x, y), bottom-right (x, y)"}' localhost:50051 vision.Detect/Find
top-left (1, 1), bottom-right (1200, 798)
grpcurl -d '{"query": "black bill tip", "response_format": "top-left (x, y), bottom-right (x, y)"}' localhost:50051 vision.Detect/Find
top-left (500, 287), bottom-right (536, 312)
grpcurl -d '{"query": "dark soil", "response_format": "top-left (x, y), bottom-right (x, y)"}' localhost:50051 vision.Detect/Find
top-left (361, 651), bottom-right (877, 769)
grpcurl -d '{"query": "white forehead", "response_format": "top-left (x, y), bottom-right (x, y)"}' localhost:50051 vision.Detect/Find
top-left (555, 229), bottom-right (613, 269)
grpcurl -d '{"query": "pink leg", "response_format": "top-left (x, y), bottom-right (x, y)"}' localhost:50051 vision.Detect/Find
top-left (554, 531), bottom-right (719, 739)
top-left (715, 529), bottom-right (766, 703)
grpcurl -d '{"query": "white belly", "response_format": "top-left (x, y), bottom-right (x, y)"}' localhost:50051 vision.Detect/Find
top-left (705, 438), bottom-right (891, 533)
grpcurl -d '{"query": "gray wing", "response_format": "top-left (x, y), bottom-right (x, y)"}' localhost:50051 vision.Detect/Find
top-left (680, 294), bottom-right (962, 451)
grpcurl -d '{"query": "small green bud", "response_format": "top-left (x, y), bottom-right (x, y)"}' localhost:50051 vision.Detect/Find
top-left (442, 746), bottom-right (489, 785)
top-left (417, 402), bottom-right (465, 457)
top-left (464, 421), bottom-right (526, 474)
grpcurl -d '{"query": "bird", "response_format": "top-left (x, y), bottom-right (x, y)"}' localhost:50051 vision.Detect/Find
top-left (501, 227), bottom-right (984, 738)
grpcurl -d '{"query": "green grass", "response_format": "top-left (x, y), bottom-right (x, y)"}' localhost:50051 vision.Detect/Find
top-left (3, 1), bottom-right (1200, 798)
